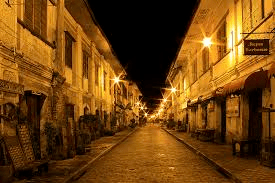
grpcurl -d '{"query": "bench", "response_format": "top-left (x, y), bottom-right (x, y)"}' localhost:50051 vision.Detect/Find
top-left (3, 124), bottom-right (48, 177)
top-left (232, 138), bottom-right (259, 157)
top-left (195, 129), bottom-right (215, 142)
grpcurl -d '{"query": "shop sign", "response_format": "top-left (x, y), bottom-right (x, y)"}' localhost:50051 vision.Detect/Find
top-left (0, 79), bottom-right (24, 94)
top-left (244, 39), bottom-right (269, 55)
top-left (208, 100), bottom-right (215, 111)
top-left (226, 96), bottom-right (240, 117)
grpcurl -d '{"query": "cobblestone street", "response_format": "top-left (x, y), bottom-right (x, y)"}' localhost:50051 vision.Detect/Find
top-left (75, 125), bottom-right (231, 183)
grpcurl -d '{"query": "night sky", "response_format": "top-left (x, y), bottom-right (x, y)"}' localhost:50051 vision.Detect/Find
top-left (87, 1), bottom-right (199, 112)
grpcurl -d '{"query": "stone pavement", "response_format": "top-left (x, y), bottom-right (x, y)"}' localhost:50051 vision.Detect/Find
top-left (162, 127), bottom-right (275, 183)
top-left (11, 128), bottom-right (138, 183)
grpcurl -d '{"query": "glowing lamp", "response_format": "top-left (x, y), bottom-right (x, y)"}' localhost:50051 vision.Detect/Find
top-left (203, 37), bottom-right (212, 47)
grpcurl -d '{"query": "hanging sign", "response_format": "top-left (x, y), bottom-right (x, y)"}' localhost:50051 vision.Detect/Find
top-left (244, 39), bottom-right (269, 55)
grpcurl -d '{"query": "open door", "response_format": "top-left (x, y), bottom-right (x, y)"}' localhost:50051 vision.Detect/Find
top-left (248, 89), bottom-right (262, 156)
top-left (25, 92), bottom-right (46, 160)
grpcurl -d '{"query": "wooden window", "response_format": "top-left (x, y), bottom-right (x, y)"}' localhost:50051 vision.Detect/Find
top-left (193, 52), bottom-right (197, 82)
top-left (103, 72), bottom-right (107, 91)
top-left (242, 0), bottom-right (268, 33)
top-left (65, 32), bottom-right (73, 68)
top-left (121, 83), bottom-right (127, 99)
top-left (82, 51), bottom-right (89, 79)
top-left (217, 21), bottom-right (227, 60)
top-left (109, 80), bottom-right (112, 95)
top-left (202, 47), bottom-right (209, 73)
top-left (24, 0), bottom-right (47, 38)
top-left (95, 64), bottom-right (99, 85)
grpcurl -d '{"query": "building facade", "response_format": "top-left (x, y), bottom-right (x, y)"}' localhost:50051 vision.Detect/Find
top-left (0, 0), bottom-right (141, 163)
top-left (166, 0), bottom-right (275, 156)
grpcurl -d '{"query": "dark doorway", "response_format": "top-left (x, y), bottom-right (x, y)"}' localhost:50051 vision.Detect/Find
top-left (66, 104), bottom-right (75, 157)
top-left (25, 93), bottom-right (44, 160)
top-left (221, 99), bottom-right (226, 143)
top-left (248, 89), bottom-right (262, 155)
top-left (202, 105), bottom-right (207, 128)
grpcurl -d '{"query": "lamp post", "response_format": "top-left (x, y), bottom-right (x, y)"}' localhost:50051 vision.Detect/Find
top-left (112, 76), bottom-right (120, 131)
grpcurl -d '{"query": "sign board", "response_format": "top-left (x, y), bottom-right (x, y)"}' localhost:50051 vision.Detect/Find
top-left (226, 96), bottom-right (240, 117)
top-left (244, 39), bottom-right (269, 55)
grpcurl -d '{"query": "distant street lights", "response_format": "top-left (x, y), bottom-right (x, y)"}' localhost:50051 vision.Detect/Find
top-left (113, 76), bottom-right (121, 130)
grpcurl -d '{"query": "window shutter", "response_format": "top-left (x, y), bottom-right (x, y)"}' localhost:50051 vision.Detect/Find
top-left (251, 0), bottom-right (262, 28)
top-left (24, 0), bottom-right (33, 28)
top-left (242, 0), bottom-right (252, 33)
top-left (34, 0), bottom-right (42, 34)
top-left (65, 33), bottom-right (73, 68)
top-left (222, 22), bottom-right (227, 54)
top-left (41, 0), bottom-right (47, 38)
top-left (82, 51), bottom-right (89, 79)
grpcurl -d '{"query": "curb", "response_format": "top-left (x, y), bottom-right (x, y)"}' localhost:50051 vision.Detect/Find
top-left (161, 128), bottom-right (242, 183)
top-left (63, 127), bottom-right (140, 183)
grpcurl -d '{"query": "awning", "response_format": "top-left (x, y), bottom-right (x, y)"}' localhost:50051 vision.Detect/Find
top-left (268, 62), bottom-right (275, 78)
top-left (187, 98), bottom-right (198, 107)
top-left (222, 70), bottom-right (268, 95)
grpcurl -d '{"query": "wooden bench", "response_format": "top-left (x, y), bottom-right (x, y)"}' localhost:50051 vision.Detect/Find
top-left (232, 138), bottom-right (259, 157)
top-left (196, 129), bottom-right (215, 142)
top-left (3, 124), bottom-right (48, 177)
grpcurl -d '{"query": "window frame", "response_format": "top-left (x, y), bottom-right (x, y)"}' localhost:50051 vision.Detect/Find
top-left (217, 20), bottom-right (227, 60)
top-left (24, 0), bottom-right (47, 38)
top-left (65, 32), bottom-right (74, 69)
top-left (82, 51), bottom-right (89, 79)
top-left (242, 0), bottom-right (267, 33)
top-left (202, 47), bottom-right (209, 73)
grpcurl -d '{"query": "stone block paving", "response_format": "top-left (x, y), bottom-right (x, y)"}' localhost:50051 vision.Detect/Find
top-left (76, 125), bottom-right (232, 183)
top-left (12, 129), bottom-right (136, 183)
top-left (163, 128), bottom-right (275, 183)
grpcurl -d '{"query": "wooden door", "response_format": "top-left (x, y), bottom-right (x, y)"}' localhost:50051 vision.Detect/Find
top-left (248, 89), bottom-right (262, 155)
top-left (221, 100), bottom-right (226, 143)
top-left (26, 94), bottom-right (41, 160)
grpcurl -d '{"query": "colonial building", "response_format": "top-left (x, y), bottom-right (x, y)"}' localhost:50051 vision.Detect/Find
top-left (0, 0), bottom-right (142, 165)
top-left (166, 0), bottom-right (275, 157)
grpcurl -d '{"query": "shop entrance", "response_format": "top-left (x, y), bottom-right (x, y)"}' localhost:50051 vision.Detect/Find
top-left (25, 92), bottom-right (45, 160)
top-left (221, 100), bottom-right (226, 143)
top-left (248, 89), bottom-right (262, 155)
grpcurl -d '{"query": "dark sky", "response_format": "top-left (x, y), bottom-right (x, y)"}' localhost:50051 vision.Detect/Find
top-left (87, 1), bottom-right (199, 111)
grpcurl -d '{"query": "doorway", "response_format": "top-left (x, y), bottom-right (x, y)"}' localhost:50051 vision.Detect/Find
top-left (221, 99), bottom-right (226, 143)
top-left (248, 89), bottom-right (262, 155)
top-left (66, 104), bottom-right (75, 157)
top-left (25, 92), bottom-right (45, 160)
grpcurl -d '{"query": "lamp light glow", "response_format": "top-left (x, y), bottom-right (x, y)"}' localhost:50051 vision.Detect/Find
top-left (203, 37), bottom-right (212, 47)
top-left (171, 87), bottom-right (176, 93)
top-left (114, 76), bottom-right (120, 84)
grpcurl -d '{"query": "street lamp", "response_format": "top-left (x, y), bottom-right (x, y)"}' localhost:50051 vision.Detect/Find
top-left (203, 37), bottom-right (212, 47)
top-left (114, 76), bottom-right (120, 84)
top-left (171, 87), bottom-right (177, 93)
top-left (112, 76), bottom-right (121, 131)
